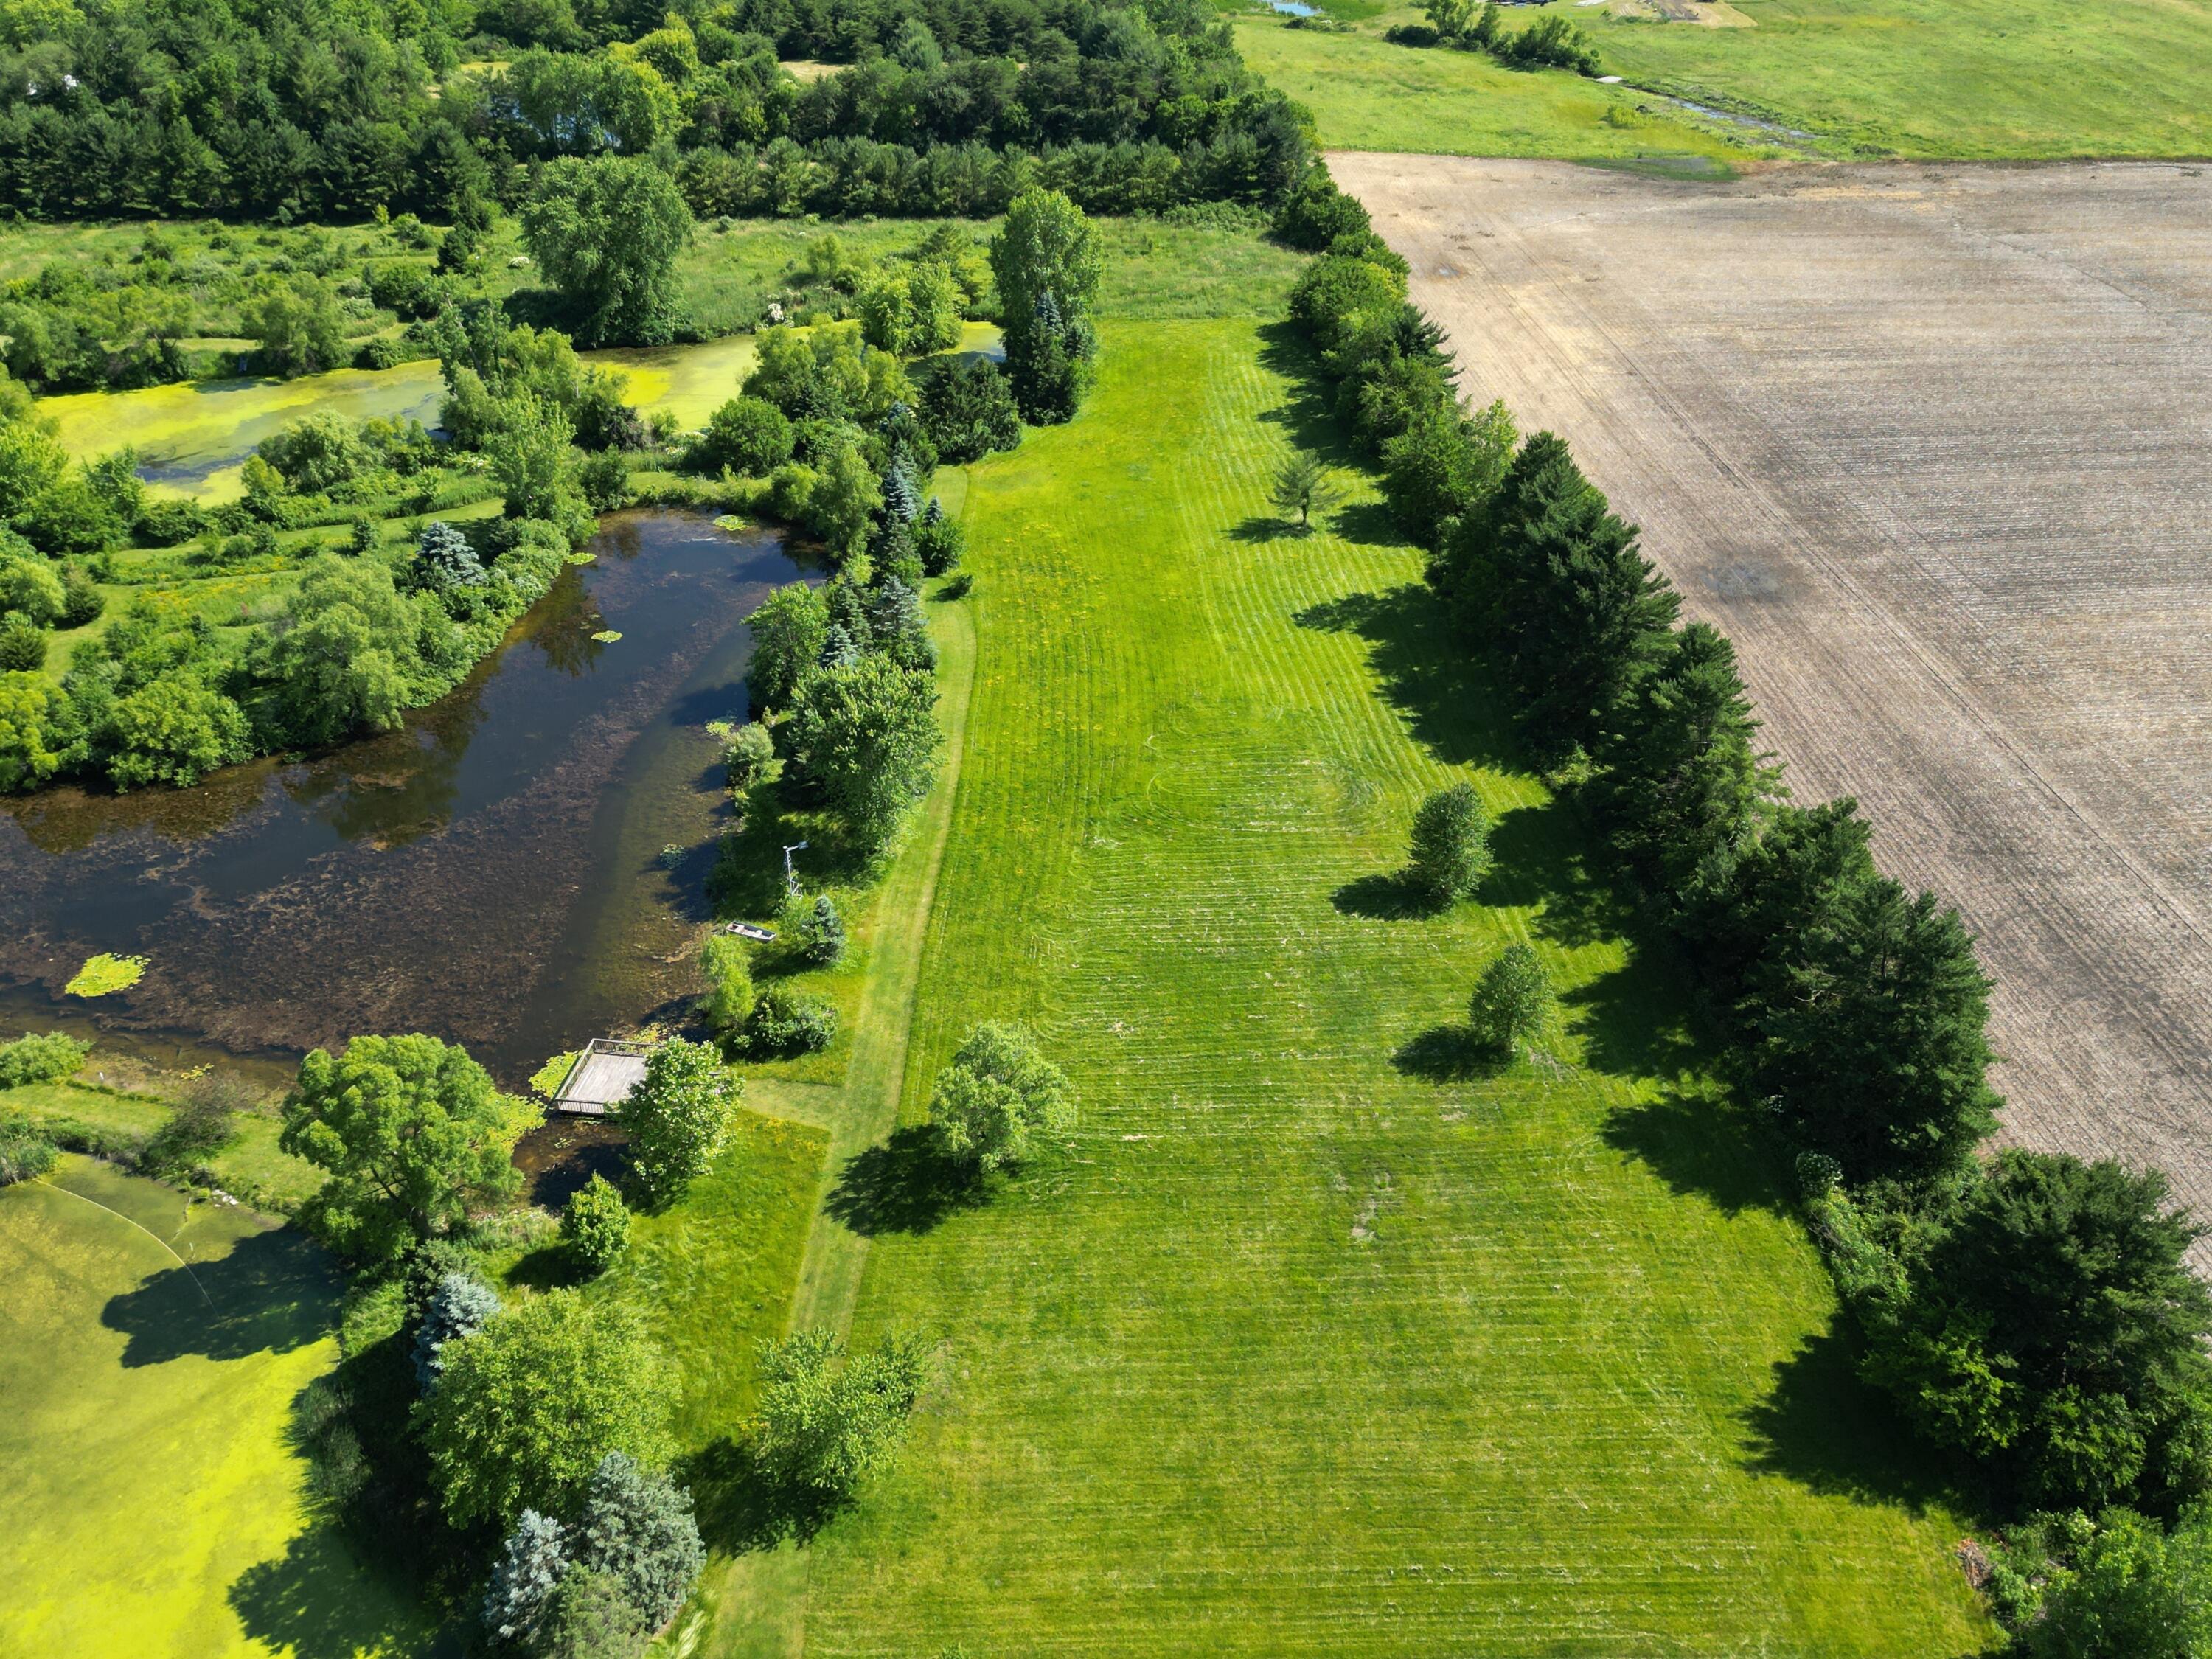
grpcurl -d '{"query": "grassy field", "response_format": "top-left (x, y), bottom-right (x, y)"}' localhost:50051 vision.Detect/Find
top-left (0, 1079), bottom-right (325, 1208)
top-left (1239, 0), bottom-right (2212, 161)
top-left (738, 308), bottom-right (1999, 1653)
top-left (0, 1156), bottom-right (431, 1658)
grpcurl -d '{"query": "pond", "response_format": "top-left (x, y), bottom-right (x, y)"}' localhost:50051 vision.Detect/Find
top-left (0, 510), bottom-right (805, 1087)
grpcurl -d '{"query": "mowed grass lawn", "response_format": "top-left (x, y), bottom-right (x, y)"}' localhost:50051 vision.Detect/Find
top-left (1244, 0), bottom-right (2212, 161)
top-left (0, 1157), bottom-right (431, 1658)
top-left (792, 316), bottom-right (1994, 1653)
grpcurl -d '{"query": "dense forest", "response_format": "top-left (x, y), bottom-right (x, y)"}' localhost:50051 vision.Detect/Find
top-left (0, 0), bottom-right (1310, 220)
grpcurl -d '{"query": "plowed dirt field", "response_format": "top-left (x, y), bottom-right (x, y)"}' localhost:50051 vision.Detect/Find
top-left (1333, 156), bottom-right (2212, 1245)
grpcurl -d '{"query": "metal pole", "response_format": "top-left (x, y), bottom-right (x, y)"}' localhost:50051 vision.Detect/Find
top-left (782, 840), bottom-right (809, 897)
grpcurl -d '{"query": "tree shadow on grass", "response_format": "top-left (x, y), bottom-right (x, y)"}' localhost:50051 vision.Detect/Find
top-left (822, 1125), bottom-right (987, 1238)
top-left (102, 1225), bottom-right (338, 1367)
top-left (1293, 582), bottom-right (1520, 776)
top-left (1331, 871), bottom-right (1441, 920)
top-left (682, 1438), bottom-right (844, 1554)
top-left (1601, 1091), bottom-right (1790, 1219)
top-left (229, 1524), bottom-right (456, 1659)
top-left (1742, 1316), bottom-right (1989, 1525)
top-left (1229, 514), bottom-right (1297, 543)
top-left (1393, 1025), bottom-right (1508, 1083)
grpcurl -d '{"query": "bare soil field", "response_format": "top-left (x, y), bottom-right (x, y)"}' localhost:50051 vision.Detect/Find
top-left (1332, 156), bottom-right (2212, 1240)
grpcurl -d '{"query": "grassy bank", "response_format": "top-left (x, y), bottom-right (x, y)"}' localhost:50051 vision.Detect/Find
top-left (763, 308), bottom-right (1993, 1652)
top-left (1237, 0), bottom-right (2212, 161)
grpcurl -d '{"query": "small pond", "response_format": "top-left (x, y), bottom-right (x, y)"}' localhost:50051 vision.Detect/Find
top-left (0, 510), bottom-right (805, 1086)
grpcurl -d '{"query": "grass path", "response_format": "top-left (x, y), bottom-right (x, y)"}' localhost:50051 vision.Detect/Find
top-left (692, 557), bottom-right (979, 1659)
top-left (757, 318), bottom-right (1995, 1655)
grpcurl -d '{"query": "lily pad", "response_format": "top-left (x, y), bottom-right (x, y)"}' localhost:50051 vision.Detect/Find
top-left (591, 629), bottom-right (623, 643)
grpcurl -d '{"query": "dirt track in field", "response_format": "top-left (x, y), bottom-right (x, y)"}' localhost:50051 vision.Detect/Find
top-left (1332, 156), bottom-right (2212, 1239)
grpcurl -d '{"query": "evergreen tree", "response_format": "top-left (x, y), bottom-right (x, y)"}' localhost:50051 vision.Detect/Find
top-left (800, 895), bottom-right (847, 966)
top-left (817, 623), bottom-right (861, 672)
top-left (562, 1175), bottom-right (631, 1275)
top-left (1745, 873), bottom-right (2000, 1181)
top-left (414, 1270), bottom-right (505, 1393)
top-left (415, 520), bottom-right (486, 591)
top-left (916, 498), bottom-right (965, 577)
top-left (1585, 622), bottom-right (1775, 902)
top-left (1481, 433), bottom-right (1679, 753)
top-left (573, 1452), bottom-right (706, 1630)
top-left (483, 1509), bottom-right (571, 1647)
top-left (880, 461), bottom-right (922, 524)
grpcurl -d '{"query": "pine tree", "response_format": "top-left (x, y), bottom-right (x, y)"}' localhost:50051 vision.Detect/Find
top-left (414, 1270), bottom-right (504, 1393)
top-left (415, 519), bottom-right (486, 591)
top-left (801, 894), bottom-right (846, 966)
top-left (1585, 622), bottom-right (1775, 901)
top-left (483, 1509), bottom-right (571, 1646)
top-left (573, 1452), bottom-right (707, 1630)
top-left (880, 462), bottom-right (922, 524)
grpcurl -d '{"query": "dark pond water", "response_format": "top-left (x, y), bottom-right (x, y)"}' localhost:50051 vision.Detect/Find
top-left (0, 511), bottom-right (803, 1087)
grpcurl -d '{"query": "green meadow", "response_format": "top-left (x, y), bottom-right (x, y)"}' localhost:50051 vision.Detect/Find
top-left (695, 274), bottom-right (1994, 1651)
top-left (1238, 0), bottom-right (2212, 161)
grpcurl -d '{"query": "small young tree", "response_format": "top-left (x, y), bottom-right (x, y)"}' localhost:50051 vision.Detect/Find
top-left (483, 1509), bottom-right (571, 1649)
top-left (914, 498), bottom-right (964, 577)
top-left (928, 1022), bottom-right (1073, 1172)
top-left (740, 987), bottom-right (838, 1057)
top-left (622, 1038), bottom-right (740, 1206)
top-left (573, 1451), bottom-right (706, 1630)
top-left (1408, 782), bottom-right (1493, 904)
top-left (695, 933), bottom-right (754, 1035)
top-left (1270, 451), bottom-right (1335, 530)
top-left (562, 1175), bottom-right (632, 1275)
top-left (754, 1329), bottom-right (932, 1500)
top-left (420, 1290), bottom-right (676, 1527)
top-left (1468, 944), bottom-right (1549, 1054)
top-left (141, 1071), bottom-right (248, 1179)
top-left (800, 895), bottom-right (846, 966)
top-left (413, 1270), bottom-right (504, 1392)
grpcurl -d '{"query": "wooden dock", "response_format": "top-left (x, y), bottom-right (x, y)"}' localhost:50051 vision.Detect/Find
top-left (549, 1037), bottom-right (658, 1116)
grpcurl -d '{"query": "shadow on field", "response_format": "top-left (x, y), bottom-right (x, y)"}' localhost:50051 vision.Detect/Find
top-left (229, 1523), bottom-right (449, 1659)
top-left (1743, 1318), bottom-right (1982, 1521)
top-left (824, 1125), bottom-right (987, 1237)
top-left (1332, 870), bottom-right (1441, 919)
top-left (102, 1225), bottom-right (335, 1366)
top-left (683, 1437), bottom-right (843, 1552)
top-left (1600, 1091), bottom-right (1787, 1217)
top-left (1393, 1025), bottom-right (1506, 1082)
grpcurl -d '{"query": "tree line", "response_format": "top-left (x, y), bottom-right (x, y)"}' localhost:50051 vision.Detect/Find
top-left (1279, 167), bottom-right (2212, 1651)
top-left (0, 0), bottom-right (1310, 223)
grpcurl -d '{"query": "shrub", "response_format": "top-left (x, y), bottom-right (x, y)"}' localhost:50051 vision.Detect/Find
top-left (686, 397), bottom-right (795, 477)
top-left (140, 1074), bottom-right (241, 1179)
top-left (621, 1037), bottom-right (740, 1206)
top-left (136, 499), bottom-right (210, 546)
top-left (928, 1021), bottom-right (1072, 1172)
top-left (695, 933), bottom-right (755, 1034)
top-left (0, 1029), bottom-right (90, 1088)
top-left (914, 499), bottom-right (964, 577)
top-left (741, 987), bottom-right (838, 1057)
top-left (0, 1113), bottom-right (58, 1185)
top-left (58, 563), bottom-right (103, 627)
top-left (0, 553), bottom-right (65, 625)
top-left (563, 1175), bottom-right (632, 1274)
top-left (0, 613), bottom-right (45, 672)
top-left (708, 719), bottom-right (775, 794)
top-left (1468, 944), bottom-right (1549, 1054)
top-left (914, 356), bottom-right (1021, 464)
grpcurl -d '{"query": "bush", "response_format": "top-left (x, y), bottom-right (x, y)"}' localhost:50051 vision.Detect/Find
top-left (0, 1029), bottom-right (91, 1088)
top-left (1468, 944), bottom-right (1549, 1054)
top-left (140, 1073), bottom-right (244, 1179)
top-left (1408, 782), bottom-right (1493, 903)
top-left (914, 499), bottom-right (964, 577)
top-left (741, 987), bottom-right (838, 1057)
top-left (696, 933), bottom-right (755, 1034)
top-left (563, 1175), bottom-right (632, 1274)
top-left (688, 397), bottom-right (795, 477)
top-left (708, 718), bottom-right (776, 795)
top-left (0, 1113), bottom-right (58, 1185)
top-left (0, 613), bottom-right (45, 672)
top-left (136, 499), bottom-right (211, 546)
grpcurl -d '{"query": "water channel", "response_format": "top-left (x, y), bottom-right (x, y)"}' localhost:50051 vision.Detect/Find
top-left (0, 511), bottom-right (806, 1087)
